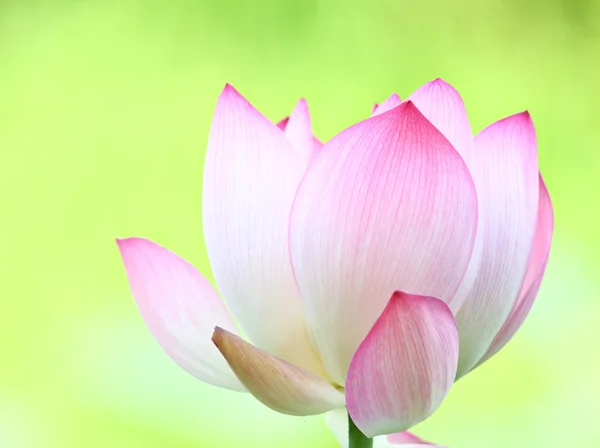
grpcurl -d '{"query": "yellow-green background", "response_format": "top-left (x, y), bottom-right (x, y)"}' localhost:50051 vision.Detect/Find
top-left (1, 0), bottom-right (598, 446)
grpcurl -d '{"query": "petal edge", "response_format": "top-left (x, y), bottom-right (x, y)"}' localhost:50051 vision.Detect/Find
top-left (346, 291), bottom-right (459, 438)
top-left (212, 327), bottom-right (344, 415)
top-left (203, 85), bottom-right (324, 376)
top-left (117, 237), bottom-right (245, 391)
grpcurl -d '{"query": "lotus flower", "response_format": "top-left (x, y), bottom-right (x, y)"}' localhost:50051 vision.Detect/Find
top-left (117, 79), bottom-right (553, 444)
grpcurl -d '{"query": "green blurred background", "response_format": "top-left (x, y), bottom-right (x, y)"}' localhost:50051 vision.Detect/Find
top-left (1, 0), bottom-right (599, 446)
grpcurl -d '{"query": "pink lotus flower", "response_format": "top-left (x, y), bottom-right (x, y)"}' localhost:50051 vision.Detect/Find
top-left (117, 79), bottom-right (553, 443)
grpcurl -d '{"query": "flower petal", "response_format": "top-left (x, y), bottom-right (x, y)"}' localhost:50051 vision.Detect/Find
top-left (276, 116), bottom-right (289, 130)
top-left (212, 327), bottom-right (344, 415)
top-left (202, 85), bottom-right (323, 375)
top-left (407, 79), bottom-right (474, 165)
top-left (386, 432), bottom-right (432, 445)
top-left (284, 98), bottom-right (323, 162)
top-left (289, 101), bottom-right (477, 383)
top-left (454, 112), bottom-right (539, 378)
top-left (325, 408), bottom-right (437, 448)
top-left (372, 93), bottom-right (402, 116)
top-left (116, 237), bottom-right (245, 391)
top-left (381, 441), bottom-right (443, 448)
top-left (408, 79), bottom-right (481, 312)
top-left (346, 292), bottom-right (458, 438)
top-left (477, 175), bottom-right (553, 365)
top-left (324, 409), bottom-right (351, 448)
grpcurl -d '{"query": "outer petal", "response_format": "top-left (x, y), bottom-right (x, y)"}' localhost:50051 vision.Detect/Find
top-left (202, 85), bottom-right (323, 375)
top-left (408, 79), bottom-right (481, 312)
top-left (477, 175), bottom-right (553, 365)
top-left (325, 408), bottom-right (438, 448)
top-left (346, 292), bottom-right (459, 438)
top-left (454, 112), bottom-right (539, 377)
top-left (284, 98), bottom-right (323, 162)
top-left (116, 237), bottom-right (245, 391)
top-left (289, 101), bottom-right (477, 383)
top-left (212, 327), bottom-right (344, 415)
top-left (372, 93), bottom-right (402, 116)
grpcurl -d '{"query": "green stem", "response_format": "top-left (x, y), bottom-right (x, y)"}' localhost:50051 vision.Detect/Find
top-left (348, 411), bottom-right (373, 448)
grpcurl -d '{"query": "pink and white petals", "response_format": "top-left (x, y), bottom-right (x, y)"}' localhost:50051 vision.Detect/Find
top-left (477, 176), bottom-right (554, 365)
top-left (283, 98), bottom-right (323, 163)
top-left (202, 85), bottom-right (323, 376)
top-left (212, 327), bottom-right (344, 416)
top-left (455, 112), bottom-right (540, 378)
top-left (372, 93), bottom-right (402, 116)
top-left (346, 292), bottom-right (459, 438)
top-left (116, 238), bottom-right (245, 392)
top-left (289, 101), bottom-right (477, 384)
top-left (325, 408), bottom-right (439, 448)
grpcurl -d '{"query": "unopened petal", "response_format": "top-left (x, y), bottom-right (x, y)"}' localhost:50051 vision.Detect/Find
top-left (289, 100), bottom-right (477, 383)
top-left (372, 93), bottom-right (402, 116)
top-left (203, 85), bottom-right (323, 375)
top-left (455, 112), bottom-right (540, 377)
top-left (212, 327), bottom-right (344, 415)
top-left (116, 238), bottom-right (244, 391)
top-left (346, 292), bottom-right (458, 438)
top-left (477, 175), bottom-right (553, 365)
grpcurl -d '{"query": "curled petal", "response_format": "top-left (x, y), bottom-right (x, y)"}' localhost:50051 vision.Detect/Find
top-left (116, 238), bottom-right (244, 391)
top-left (289, 100), bottom-right (477, 383)
top-left (346, 292), bottom-right (459, 438)
top-left (477, 175), bottom-right (553, 365)
top-left (203, 85), bottom-right (323, 375)
top-left (455, 112), bottom-right (540, 377)
top-left (212, 327), bottom-right (344, 415)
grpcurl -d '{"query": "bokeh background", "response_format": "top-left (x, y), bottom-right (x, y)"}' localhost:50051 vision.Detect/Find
top-left (1, 0), bottom-right (599, 446)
